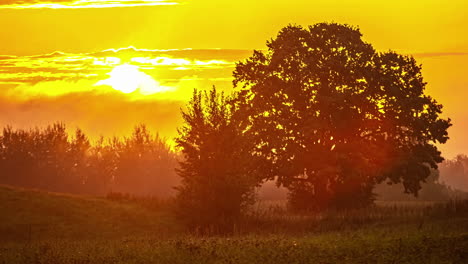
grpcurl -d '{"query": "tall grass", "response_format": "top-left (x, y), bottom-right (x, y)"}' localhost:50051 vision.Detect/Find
top-left (235, 199), bottom-right (468, 235)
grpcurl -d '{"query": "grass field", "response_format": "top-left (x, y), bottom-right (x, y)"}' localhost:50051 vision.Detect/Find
top-left (1, 185), bottom-right (468, 264)
top-left (0, 185), bottom-right (179, 242)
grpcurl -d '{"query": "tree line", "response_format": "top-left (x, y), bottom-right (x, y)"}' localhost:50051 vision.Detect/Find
top-left (0, 123), bottom-right (179, 196)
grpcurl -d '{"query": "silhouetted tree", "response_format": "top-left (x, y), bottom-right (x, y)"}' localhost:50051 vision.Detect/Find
top-left (233, 23), bottom-right (451, 211)
top-left (111, 124), bottom-right (178, 196)
top-left (0, 126), bottom-right (37, 187)
top-left (175, 87), bottom-right (260, 232)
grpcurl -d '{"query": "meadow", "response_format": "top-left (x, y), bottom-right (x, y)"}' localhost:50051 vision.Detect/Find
top-left (1, 185), bottom-right (468, 264)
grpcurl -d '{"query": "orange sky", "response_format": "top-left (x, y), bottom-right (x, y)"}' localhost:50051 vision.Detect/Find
top-left (0, 0), bottom-right (467, 159)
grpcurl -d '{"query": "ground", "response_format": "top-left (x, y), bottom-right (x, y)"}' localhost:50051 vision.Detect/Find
top-left (1, 185), bottom-right (468, 264)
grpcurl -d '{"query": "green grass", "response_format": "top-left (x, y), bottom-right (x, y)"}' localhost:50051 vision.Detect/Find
top-left (1, 185), bottom-right (468, 264)
top-left (0, 185), bottom-right (179, 242)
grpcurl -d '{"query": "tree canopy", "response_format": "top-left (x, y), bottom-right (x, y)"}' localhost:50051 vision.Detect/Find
top-left (233, 23), bottom-right (451, 211)
top-left (175, 87), bottom-right (261, 231)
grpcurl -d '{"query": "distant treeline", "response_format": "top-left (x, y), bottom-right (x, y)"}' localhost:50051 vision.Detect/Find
top-left (258, 162), bottom-right (468, 202)
top-left (374, 166), bottom-right (468, 201)
top-left (0, 123), bottom-right (179, 196)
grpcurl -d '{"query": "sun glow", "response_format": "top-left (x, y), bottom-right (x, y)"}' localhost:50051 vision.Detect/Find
top-left (95, 64), bottom-right (174, 95)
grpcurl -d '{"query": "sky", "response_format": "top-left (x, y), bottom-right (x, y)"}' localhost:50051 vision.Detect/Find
top-left (0, 0), bottom-right (467, 159)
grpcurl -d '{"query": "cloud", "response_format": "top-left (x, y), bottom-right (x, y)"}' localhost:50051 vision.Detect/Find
top-left (0, 46), bottom-right (247, 98)
top-left (92, 46), bottom-right (253, 61)
top-left (412, 52), bottom-right (468, 58)
top-left (0, 0), bottom-right (179, 9)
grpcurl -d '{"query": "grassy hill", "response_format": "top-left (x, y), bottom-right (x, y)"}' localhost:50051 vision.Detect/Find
top-left (0, 185), bottom-right (179, 242)
top-left (1, 185), bottom-right (468, 264)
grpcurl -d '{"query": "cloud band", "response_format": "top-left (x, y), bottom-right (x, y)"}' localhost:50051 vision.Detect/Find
top-left (0, 0), bottom-right (179, 9)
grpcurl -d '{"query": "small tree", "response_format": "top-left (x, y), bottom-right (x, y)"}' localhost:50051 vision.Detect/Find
top-left (175, 87), bottom-right (260, 232)
top-left (234, 23), bottom-right (451, 211)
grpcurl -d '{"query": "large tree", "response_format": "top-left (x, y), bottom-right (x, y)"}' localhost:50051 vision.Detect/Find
top-left (233, 23), bottom-right (451, 211)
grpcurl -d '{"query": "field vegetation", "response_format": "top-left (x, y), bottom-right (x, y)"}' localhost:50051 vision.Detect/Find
top-left (1, 185), bottom-right (468, 264)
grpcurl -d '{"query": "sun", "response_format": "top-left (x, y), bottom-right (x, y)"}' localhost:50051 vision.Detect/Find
top-left (95, 64), bottom-right (172, 95)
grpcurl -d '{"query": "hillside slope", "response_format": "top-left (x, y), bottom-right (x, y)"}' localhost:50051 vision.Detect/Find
top-left (0, 185), bottom-right (178, 242)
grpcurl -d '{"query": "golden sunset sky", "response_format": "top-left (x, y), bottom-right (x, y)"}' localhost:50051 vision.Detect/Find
top-left (0, 0), bottom-right (467, 158)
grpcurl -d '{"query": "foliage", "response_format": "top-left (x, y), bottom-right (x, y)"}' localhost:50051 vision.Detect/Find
top-left (3, 233), bottom-right (468, 264)
top-left (233, 23), bottom-right (451, 211)
top-left (0, 123), bottom-right (86, 193)
top-left (107, 124), bottom-right (179, 196)
top-left (0, 123), bottom-right (178, 196)
top-left (175, 87), bottom-right (261, 232)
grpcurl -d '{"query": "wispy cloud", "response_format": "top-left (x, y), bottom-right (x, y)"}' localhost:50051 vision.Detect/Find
top-left (0, 46), bottom-right (248, 99)
top-left (412, 52), bottom-right (468, 58)
top-left (0, 47), bottom-right (242, 82)
top-left (0, 0), bottom-right (180, 9)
